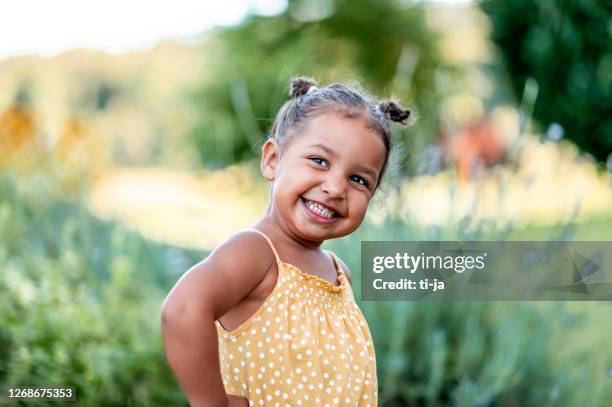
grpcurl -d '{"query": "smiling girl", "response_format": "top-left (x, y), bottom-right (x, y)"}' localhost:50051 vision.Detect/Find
top-left (161, 77), bottom-right (411, 406)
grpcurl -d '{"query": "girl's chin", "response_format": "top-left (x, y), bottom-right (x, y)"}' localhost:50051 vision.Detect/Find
top-left (295, 221), bottom-right (354, 241)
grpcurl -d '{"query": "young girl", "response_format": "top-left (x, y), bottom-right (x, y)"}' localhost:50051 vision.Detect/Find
top-left (161, 77), bottom-right (410, 407)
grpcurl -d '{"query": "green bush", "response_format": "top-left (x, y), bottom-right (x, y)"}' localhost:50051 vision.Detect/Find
top-left (0, 172), bottom-right (204, 406)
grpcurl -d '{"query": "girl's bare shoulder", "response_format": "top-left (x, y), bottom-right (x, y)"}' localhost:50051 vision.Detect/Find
top-left (213, 230), bottom-right (276, 270)
top-left (164, 230), bottom-right (276, 319)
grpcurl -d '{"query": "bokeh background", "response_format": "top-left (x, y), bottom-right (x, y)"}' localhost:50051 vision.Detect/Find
top-left (1, 0), bottom-right (611, 405)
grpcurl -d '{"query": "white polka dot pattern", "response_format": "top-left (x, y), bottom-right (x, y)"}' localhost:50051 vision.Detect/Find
top-left (216, 259), bottom-right (378, 406)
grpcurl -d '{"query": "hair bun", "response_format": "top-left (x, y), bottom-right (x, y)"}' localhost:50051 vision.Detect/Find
top-left (290, 76), bottom-right (317, 98)
top-left (379, 101), bottom-right (411, 124)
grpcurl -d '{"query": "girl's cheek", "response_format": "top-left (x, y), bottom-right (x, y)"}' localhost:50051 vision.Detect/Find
top-left (351, 198), bottom-right (370, 219)
top-left (358, 193), bottom-right (372, 206)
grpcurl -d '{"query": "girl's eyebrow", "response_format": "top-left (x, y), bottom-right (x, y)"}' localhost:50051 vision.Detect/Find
top-left (308, 143), bottom-right (336, 157)
top-left (358, 165), bottom-right (378, 180)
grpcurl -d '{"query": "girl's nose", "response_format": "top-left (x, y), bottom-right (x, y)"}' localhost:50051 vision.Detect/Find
top-left (321, 174), bottom-right (346, 198)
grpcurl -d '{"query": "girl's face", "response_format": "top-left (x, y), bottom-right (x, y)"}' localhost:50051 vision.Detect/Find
top-left (261, 113), bottom-right (387, 243)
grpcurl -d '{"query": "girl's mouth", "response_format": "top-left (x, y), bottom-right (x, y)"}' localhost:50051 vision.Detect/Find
top-left (301, 197), bottom-right (339, 224)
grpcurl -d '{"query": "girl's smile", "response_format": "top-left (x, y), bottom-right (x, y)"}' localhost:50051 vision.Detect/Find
top-left (300, 197), bottom-right (340, 224)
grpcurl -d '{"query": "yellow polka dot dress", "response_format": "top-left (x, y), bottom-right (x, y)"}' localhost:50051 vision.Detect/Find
top-left (216, 230), bottom-right (378, 406)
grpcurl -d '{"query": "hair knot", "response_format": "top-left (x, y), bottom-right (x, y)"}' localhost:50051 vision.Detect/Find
top-left (379, 101), bottom-right (411, 124)
top-left (290, 76), bottom-right (317, 98)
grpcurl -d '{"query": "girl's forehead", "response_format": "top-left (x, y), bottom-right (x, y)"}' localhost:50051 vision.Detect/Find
top-left (288, 113), bottom-right (387, 166)
top-left (298, 113), bottom-right (382, 145)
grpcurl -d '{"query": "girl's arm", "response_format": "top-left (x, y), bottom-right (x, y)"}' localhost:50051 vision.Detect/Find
top-left (160, 231), bottom-right (275, 407)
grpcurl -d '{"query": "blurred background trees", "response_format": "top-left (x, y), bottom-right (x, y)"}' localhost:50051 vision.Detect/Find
top-left (191, 0), bottom-right (441, 171)
top-left (481, 0), bottom-right (612, 162)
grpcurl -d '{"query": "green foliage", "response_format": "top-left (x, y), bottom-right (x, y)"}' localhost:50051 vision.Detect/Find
top-left (191, 0), bottom-right (440, 170)
top-left (481, 0), bottom-right (612, 161)
top-left (366, 302), bottom-right (606, 406)
top-left (0, 171), bottom-right (205, 406)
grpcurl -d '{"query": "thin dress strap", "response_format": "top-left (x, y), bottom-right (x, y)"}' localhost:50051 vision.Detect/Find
top-left (327, 250), bottom-right (344, 277)
top-left (248, 229), bottom-right (281, 264)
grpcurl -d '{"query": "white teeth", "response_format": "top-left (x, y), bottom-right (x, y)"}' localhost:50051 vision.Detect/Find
top-left (305, 200), bottom-right (335, 219)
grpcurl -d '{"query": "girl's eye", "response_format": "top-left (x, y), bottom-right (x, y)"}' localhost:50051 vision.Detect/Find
top-left (350, 175), bottom-right (369, 188)
top-left (310, 156), bottom-right (329, 168)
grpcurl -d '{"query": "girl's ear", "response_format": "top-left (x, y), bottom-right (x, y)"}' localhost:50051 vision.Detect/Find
top-left (260, 139), bottom-right (279, 181)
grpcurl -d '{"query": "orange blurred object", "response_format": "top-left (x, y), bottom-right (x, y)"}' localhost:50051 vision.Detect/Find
top-left (444, 118), bottom-right (505, 181)
top-left (0, 105), bottom-right (36, 152)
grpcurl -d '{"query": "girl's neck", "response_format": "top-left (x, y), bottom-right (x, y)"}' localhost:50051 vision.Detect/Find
top-left (255, 215), bottom-right (323, 252)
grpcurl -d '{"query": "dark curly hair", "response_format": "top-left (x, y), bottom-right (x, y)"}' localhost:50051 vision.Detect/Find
top-left (270, 76), bottom-right (412, 188)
